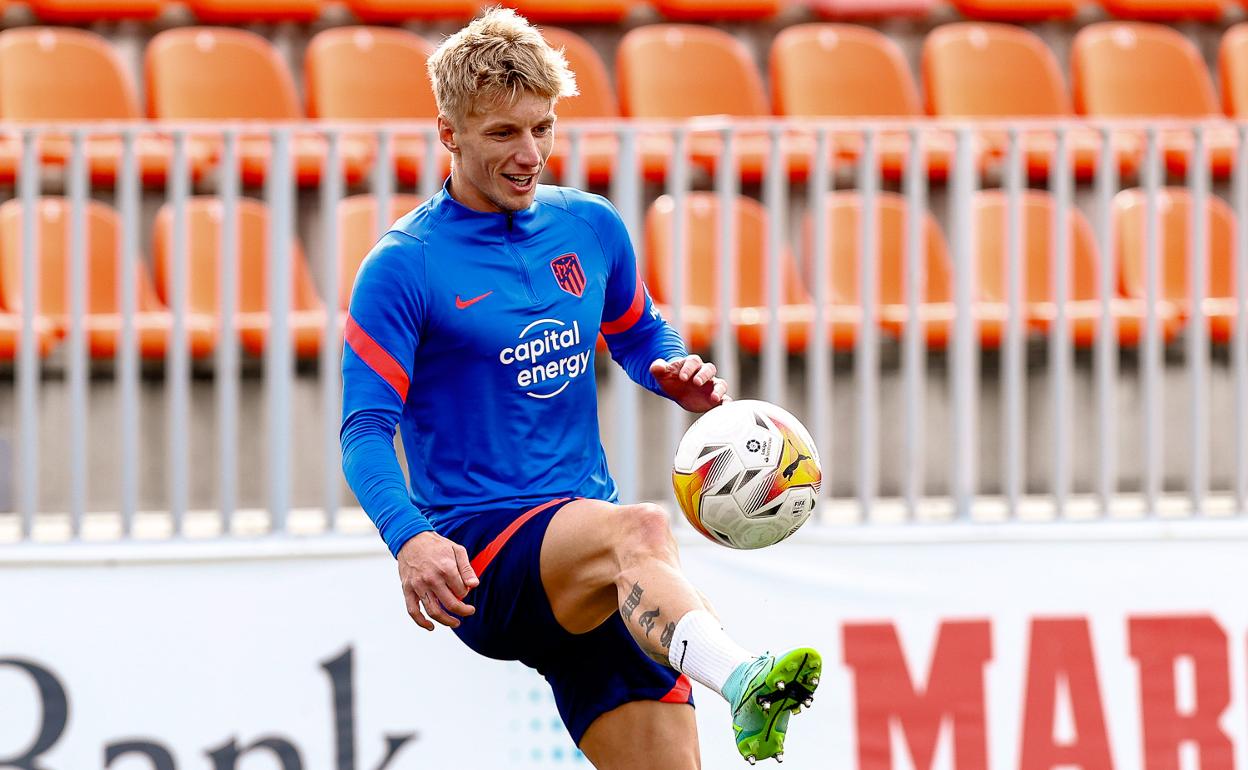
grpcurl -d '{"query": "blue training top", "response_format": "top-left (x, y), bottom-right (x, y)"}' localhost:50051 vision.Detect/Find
top-left (341, 182), bottom-right (688, 557)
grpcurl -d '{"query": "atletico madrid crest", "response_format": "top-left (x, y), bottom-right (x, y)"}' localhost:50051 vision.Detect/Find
top-left (551, 253), bottom-right (586, 298)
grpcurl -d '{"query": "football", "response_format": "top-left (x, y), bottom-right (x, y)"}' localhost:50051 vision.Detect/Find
top-left (672, 399), bottom-right (821, 549)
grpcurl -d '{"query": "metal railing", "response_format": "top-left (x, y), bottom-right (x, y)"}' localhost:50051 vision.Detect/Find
top-left (1, 117), bottom-right (1246, 543)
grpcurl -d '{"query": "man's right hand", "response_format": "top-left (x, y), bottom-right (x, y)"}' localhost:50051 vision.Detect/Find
top-left (396, 531), bottom-right (480, 631)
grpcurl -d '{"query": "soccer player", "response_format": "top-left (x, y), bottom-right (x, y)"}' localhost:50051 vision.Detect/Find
top-left (339, 9), bottom-right (819, 767)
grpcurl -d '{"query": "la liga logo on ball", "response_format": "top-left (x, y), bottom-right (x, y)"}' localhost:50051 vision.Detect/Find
top-left (672, 399), bottom-right (821, 550)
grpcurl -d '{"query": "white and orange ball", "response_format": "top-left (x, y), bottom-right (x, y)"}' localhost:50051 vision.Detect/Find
top-left (672, 399), bottom-right (821, 550)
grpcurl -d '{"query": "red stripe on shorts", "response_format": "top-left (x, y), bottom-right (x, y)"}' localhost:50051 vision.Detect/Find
top-left (660, 674), bottom-right (692, 703)
top-left (470, 497), bottom-right (571, 577)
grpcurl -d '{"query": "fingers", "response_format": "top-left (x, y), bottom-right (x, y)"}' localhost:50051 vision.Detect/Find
top-left (405, 579), bottom-right (475, 630)
top-left (421, 589), bottom-right (463, 629)
top-left (690, 361), bottom-right (717, 387)
top-left (653, 355), bottom-right (720, 386)
top-left (455, 543), bottom-right (480, 592)
top-left (432, 583), bottom-right (475, 623)
top-left (403, 585), bottom-right (435, 632)
top-left (398, 535), bottom-right (479, 631)
top-left (432, 545), bottom-right (478, 625)
top-left (443, 547), bottom-right (468, 598)
top-left (653, 353), bottom-right (733, 412)
top-left (678, 354), bottom-right (703, 383)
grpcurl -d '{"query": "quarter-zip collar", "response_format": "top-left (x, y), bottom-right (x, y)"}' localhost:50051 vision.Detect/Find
top-left (434, 177), bottom-right (541, 237)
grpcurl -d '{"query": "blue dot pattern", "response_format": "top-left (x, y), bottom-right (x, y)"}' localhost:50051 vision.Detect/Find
top-left (506, 666), bottom-right (582, 767)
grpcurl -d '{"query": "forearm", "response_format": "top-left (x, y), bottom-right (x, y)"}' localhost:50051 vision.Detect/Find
top-left (341, 413), bottom-right (433, 557)
top-left (607, 320), bottom-right (688, 398)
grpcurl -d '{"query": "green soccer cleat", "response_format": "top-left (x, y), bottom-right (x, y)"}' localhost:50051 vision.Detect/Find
top-left (727, 648), bottom-right (822, 765)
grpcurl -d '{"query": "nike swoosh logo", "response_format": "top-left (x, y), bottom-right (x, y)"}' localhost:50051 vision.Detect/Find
top-left (455, 291), bottom-right (493, 310)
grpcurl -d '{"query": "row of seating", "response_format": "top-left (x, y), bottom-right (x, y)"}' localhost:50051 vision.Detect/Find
top-left (8, 0), bottom-right (1248, 23)
top-left (627, 19), bottom-right (1248, 181)
top-left (0, 0), bottom-right (871, 23)
top-left (954, 0), bottom-right (1248, 21)
top-left (5, 20), bottom-right (1248, 189)
top-left (0, 193), bottom-right (416, 360)
top-left (649, 188), bottom-right (1229, 353)
top-left (0, 186), bottom-right (1235, 362)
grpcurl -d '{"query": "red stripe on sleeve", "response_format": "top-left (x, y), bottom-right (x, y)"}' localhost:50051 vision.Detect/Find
top-left (470, 498), bottom-right (571, 577)
top-left (345, 314), bottom-right (410, 402)
top-left (601, 273), bottom-right (646, 335)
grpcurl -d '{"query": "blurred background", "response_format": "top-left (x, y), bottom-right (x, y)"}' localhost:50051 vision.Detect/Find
top-left (1, 0), bottom-right (1247, 768)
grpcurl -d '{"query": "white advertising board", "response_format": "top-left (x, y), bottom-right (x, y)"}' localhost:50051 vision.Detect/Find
top-left (2, 520), bottom-right (1247, 770)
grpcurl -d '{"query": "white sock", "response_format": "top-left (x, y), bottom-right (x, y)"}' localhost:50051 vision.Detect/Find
top-left (667, 609), bottom-right (754, 699)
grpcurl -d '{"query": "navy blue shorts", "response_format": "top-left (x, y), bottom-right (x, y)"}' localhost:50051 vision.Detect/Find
top-left (436, 497), bottom-right (694, 744)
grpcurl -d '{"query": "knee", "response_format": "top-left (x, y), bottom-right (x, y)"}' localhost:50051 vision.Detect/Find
top-left (616, 503), bottom-right (678, 562)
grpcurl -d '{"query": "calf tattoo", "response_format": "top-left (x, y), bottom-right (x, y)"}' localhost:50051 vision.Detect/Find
top-left (639, 607), bottom-right (660, 636)
top-left (623, 582), bottom-right (644, 621)
top-left (659, 622), bottom-right (676, 648)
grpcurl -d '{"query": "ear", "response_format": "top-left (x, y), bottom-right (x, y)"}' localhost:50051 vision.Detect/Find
top-left (437, 114), bottom-right (458, 155)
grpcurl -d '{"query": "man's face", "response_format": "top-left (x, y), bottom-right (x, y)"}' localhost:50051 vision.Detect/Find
top-left (439, 90), bottom-right (556, 214)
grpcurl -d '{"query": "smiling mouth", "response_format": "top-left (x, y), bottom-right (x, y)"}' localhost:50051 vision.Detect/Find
top-left (503, 173), bottom-right (535, 191)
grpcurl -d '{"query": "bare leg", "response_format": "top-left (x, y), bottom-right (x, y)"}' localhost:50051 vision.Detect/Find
top-left (540, 498), bottom-right (709, 662)
top-left (578, 700), bottom-right (700, 770)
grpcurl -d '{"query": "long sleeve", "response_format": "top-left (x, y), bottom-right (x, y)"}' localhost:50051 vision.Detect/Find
top-left (598, 203), bottom-right (688, 397)
top-left (340, 232), bottom-right (432, 557)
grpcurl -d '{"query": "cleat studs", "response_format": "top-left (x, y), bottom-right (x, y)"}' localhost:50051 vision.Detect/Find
top-left (761, 700), bottom-right (771, 711)
top-left (803, 697), bottom-right (814, 707)
top-left (810, 676), bottom-right (819, 687)
top-left (776, 680), bottom-right (786, 691)
top-left (776, 753), bottom-right (784, 763)
top-left (746, 756), bottom-right (757, 766)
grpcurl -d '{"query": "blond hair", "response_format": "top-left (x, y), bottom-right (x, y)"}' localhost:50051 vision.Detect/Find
top-left (427, 7), bottom-right (578, 122)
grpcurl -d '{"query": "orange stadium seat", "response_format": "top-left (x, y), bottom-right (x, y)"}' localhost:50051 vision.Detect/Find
top-left (770, 23), bottom-right (950, 179)
top-left (0, 135), bottom-right (16, 186)
top-left (0, 201), bottom-right (61, 359)
top-left (947, 0), bottom-right (1082, 20)
top-left (1115, 188), bottom-right (1236, 342)
top-left (618, 25), bottom-right (804, 182)
top-left (146, 28), bottom-right (370, 187)
top-left (503, 0), bottom-right (633, 22)
top-left (305, 27), bottom-right (445, 186)
top-left (808, 191), bottom-right (957, 348)
top-left (1098, 0), bottom-right (1227, 20)
top-left (26, 0), bottom-right (164, 21)
top-left (153, 198), bottom-right (325, 358)
top-left (341, 0), bottom-right (479, 21)
top-left (306, 28), bottom-right (436, 120)
top-left (337, 193), bottom-right (423, 311)
top-left (1072, 22), bottom-right (1233, 177)
top-left (974, 190), bottom-right (1094, 330)
top-left (542, 27), bottom-right (619, 184)
top-left (807, 0), bottom-right (936, 18)
top-left (645, 193), bottom-right (813, 353)
top-left (0, 312), bottom-right (57, 359)
top-left (652, 0), bottom-right (780, 21)
top-left (0, 198), bottom-right (213, 359)
top-left (971, 190), bottom-right (1171, 347)
top-left (184, 0), bottom-right (322, 22)
top-left (923, 23), bottom-right (1136, 181)
top-left (1219, 24), bottom-right (1248, 117)
top-left (0, 28), bottom-right (212, 187)
top-left (0, 33), bottom-right (24, 185)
